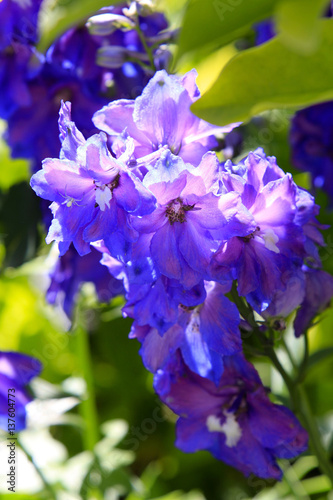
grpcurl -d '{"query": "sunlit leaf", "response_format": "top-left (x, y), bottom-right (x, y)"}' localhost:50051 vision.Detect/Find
top-left (307, 347), bottom-right (333, 372)
top-left (276, 0), bottom-right (330, 54)
top-left (176, 0), bottom-right (278, 63)
top-left (0, 133), bottom-right (29, 191)
top-left (192, 20), bottom-right (333, 126)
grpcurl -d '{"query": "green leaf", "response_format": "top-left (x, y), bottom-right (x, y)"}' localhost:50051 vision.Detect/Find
top-left (0, 182), bottom-right (41, 268)
top-left (176, 0), bottom-right (330, 65)
top-left (276, 0), bottom-right (330, 54)
top-left (301, 475), bottom-right (332, 494)
top-left (176, 0), bottom-right (278, 63)
top-left (192, 20), bottom-right (333, 126)
top-left (38, 0), bottom-right (121, 52)
top-left (307, 346), bottom-right (333, 372)
top-left (0, 128), bottom-right (29, 191)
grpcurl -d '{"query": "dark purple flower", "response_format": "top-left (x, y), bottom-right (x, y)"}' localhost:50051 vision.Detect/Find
top-left (0, 0), bottom-right (43, 50)
top-left (154, 352), bottom-right (308, 479)
top-left (290, 101), bottom-right (333, 206)
top-left (294, 267), bottom-right (333, 337)
top-left (0, 351), bottom-right (42, 431)
top-left (93, 69), bottom-right (239, 166)
top-left (5, 27), bottom-right (113, 166)
top-left (47, 245), bottom-right (125, 323)
top-left (0, 43), bottom-right (41, 119)
top-left (262, 266), bottom-right (305, 319)
top-left (6, 14), bottom-right (169, 167)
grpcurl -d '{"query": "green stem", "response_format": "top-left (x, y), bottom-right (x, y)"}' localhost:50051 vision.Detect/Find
top-left (281, 336), bottom-right (298, 372)
top-left (297, 384), bottom-right (333, 485)
top-left (76, 323), bottom-right (100, 451)
top-left (134, 24), bottom-right (156, 71)
top-left (265, 344), bottom-right (298, 407)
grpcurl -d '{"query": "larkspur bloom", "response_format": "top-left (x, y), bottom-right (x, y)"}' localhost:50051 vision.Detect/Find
top-left (5, 7), bottom-right (169, 167)
top-left (154, 352), bottom-right (308, 479)
top-left (128, 281), bottom-right (242, 384)
top-left (93, 69), bottom-right (239, 166)
top-left (0, 351), bottom-right (42, 431)
top-left (0, 43), bottom-right (41, 120)
top-left (0, 0), bottom-right (43, 50)
top-left (30, 101), bottom-right (156, 257)
top-left (211, 149), bottom-right (319, 312)
top-left (290, 101), bottom-right (333, 206)
top-left (131, 152), bottom-right (254, 289)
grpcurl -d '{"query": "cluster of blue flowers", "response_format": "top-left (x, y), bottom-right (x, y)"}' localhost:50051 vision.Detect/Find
top-left (30, 66), bottom-right (333, 479)
top-left (0, 0), bottom-right (172, 318)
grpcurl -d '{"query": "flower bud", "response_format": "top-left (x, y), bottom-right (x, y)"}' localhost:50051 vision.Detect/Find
top-left (96, 46), bottom-right (129, 68)
top-left (87, 13), bottom-right (135, 36)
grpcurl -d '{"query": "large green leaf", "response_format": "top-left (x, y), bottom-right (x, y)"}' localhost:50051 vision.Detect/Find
top-left (175, 0), bottom-right (330, 64)
top-left (175, 0), bottom-right (278, 63)
top-left (192, 20), bottom-right (333, 126)
top-left (276, 0), bottom-right (330, 54)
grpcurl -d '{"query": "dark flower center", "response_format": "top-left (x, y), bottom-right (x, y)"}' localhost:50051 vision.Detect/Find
top-left (165, 197), bottom-right (196, 225)
top-left (240, 226), bottom-right (260, 243)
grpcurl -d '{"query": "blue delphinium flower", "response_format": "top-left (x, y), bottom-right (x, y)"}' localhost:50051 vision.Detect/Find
top-left (93, 69), bottom-right (239, 166)
top-left (211, 149), bottom-right (318, 313)
top-left (290, 101), bottom-right (333, 206)
top-left (154, 352), bottom-right (308, 479)
top-left (0, 0), bottom-right (43, 120)
top-left (30, 101), bottom-right (156, 258)
top-left (128, 281), bottom-right (242, 384)
top-left (28, 57), bottom-right (330, 479)
top-left (131, 152), bottom-right (254, 289)
top-left (0, 351), bottom-right (42, 431)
